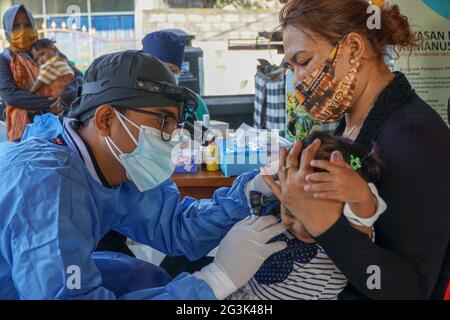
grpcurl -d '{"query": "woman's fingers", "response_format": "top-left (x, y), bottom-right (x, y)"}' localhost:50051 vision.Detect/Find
top-left (286, 140), bottom-right (303, 170)
top-left (48, 97), bottom-right (64, 115)
top-left (279, 147), bottom-right (288, 168)
top-left (305, 172), bottom-right (335, 183)
top-left (262, 173), bottom-right (282, 199)
top-left (298, 139), bottom-right (321, 177)
top-left (277, 147), bottom-right (288, 185)
top-left (304, 183), bottom-right (336, 193)
top-left (310, 159), bottom-right (342, 174)
top-left (313, 191), bottom-right (342, 201)
top-left (330, 151), bottom-right (352, 169)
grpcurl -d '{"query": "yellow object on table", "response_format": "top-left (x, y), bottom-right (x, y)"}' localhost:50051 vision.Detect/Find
top-left (205, 142), bottom-right (220, 172)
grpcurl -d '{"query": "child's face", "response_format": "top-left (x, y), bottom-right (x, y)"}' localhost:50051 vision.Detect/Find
top-left (280, 206), bottom-right (316, 243)
top-left (31, 47), bottom-right (57, 65)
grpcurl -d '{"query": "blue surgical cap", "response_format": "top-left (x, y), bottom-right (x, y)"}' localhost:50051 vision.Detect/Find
top-left (142, 30), bottom-right (186, 70)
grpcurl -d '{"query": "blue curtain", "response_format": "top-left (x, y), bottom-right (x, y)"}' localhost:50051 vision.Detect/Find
top-left (45, 15), bottom-right (134, 32)
top-left (92, 15), bottom-right (134, 31)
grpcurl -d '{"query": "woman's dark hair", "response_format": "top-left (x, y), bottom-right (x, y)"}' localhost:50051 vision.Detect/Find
top-left (279, 0), bottom-right (418, 61)
top-left (302, 131), bottom-right (382, 183)
top-left (30, 38), bottom-right (57, 52)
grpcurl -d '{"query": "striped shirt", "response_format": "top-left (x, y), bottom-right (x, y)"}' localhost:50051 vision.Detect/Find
top-left (228, 233), bottom-right (348, 300)
top-left (37, 56), bottom-right (74, 85)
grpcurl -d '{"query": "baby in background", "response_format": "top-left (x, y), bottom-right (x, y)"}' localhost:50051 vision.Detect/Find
top-left (30, 39), bottom-right (75, 94)
top-left (232, 131), bottom-right (387, 300)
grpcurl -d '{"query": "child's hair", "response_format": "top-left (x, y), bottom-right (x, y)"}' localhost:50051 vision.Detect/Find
top-left (31, 38), bottom-right (57, 52)
top-left (302, 131), bottom-right (382, 183)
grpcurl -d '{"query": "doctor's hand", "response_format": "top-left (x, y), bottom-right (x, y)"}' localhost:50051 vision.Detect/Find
top-left (194, 215), bottom-right (287, 300)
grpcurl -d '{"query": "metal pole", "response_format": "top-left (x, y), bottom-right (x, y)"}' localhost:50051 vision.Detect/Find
top-left (42, 0), bottom-right (47, 38)
top-left (87, 0), bottom-right (94, 62)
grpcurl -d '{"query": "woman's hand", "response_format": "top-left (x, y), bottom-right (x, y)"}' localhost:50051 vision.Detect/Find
top-left (304, 151), bottom-right (377, 218)
top-left (48, 97), bottom-right (64, 116)
top-left (262, 139), bottom-right (343, 237)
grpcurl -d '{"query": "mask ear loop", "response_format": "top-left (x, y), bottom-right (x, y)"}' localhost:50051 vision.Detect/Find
top-left (104, 136), bottom-right (124, 164)
top-left (104, 136), bottom-right (137, 183)
top-left (114, 109), bottom-right (139, 146)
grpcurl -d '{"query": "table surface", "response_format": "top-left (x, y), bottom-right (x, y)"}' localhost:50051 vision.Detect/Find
top-left (172, 166), bottom-right (236, 188)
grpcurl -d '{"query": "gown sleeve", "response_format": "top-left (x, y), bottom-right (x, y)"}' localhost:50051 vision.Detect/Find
top-left (115, 170), bottom-right (258, 261)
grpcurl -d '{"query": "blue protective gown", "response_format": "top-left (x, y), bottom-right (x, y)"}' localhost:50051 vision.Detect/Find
top-left (0, 115), bottom-right (256, 299)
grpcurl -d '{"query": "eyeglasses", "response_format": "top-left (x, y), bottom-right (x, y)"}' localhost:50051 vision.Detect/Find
top-left (117, 107), bottom-right (185, 142)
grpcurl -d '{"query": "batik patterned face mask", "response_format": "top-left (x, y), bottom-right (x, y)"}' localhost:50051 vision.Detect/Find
top-left (295, 37), bottom-right (360, 123)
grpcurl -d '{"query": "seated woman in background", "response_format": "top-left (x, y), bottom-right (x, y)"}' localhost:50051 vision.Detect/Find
top-left (0, 4), bottom-right (82, 141)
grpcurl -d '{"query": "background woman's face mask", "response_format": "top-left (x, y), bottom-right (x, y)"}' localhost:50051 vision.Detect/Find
top-left (10, 28), bottom-right (37, 51)
top-left (295, 37), bottom-right (360, 123)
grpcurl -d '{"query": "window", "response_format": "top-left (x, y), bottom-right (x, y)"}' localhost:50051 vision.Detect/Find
top-left (45, 0), bottom-right (88, 14)
top-left (140, 1), bottom-right (284, 95)
top-left (167, 0), bottom-right (215, 8)
top-left (12, 0), bottom-right (43, 15)
top-left (34, 17), bottom-right (43, 29)
top-left (91, 0), bottom-right (134, 13)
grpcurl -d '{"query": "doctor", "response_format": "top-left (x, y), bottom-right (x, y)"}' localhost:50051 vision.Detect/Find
top-left (142, 29), bottom-right (210, 122)
top-left (0, 50), bottom-right (286, 299)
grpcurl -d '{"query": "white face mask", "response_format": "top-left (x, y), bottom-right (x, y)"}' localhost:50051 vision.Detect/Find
top-left (104, 110), bottom-right (181, 192)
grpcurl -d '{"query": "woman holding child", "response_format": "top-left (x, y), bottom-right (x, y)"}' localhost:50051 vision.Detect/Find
top-left (0, 4), bottom-right (82, 141)
top-left (262, 0), bottom-right (450, 299)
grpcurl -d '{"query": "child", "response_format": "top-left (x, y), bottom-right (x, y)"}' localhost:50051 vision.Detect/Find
top-left (231, 131), bottom-right (386, 300)
top-left (30, 39), bottom-right (74, 95)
